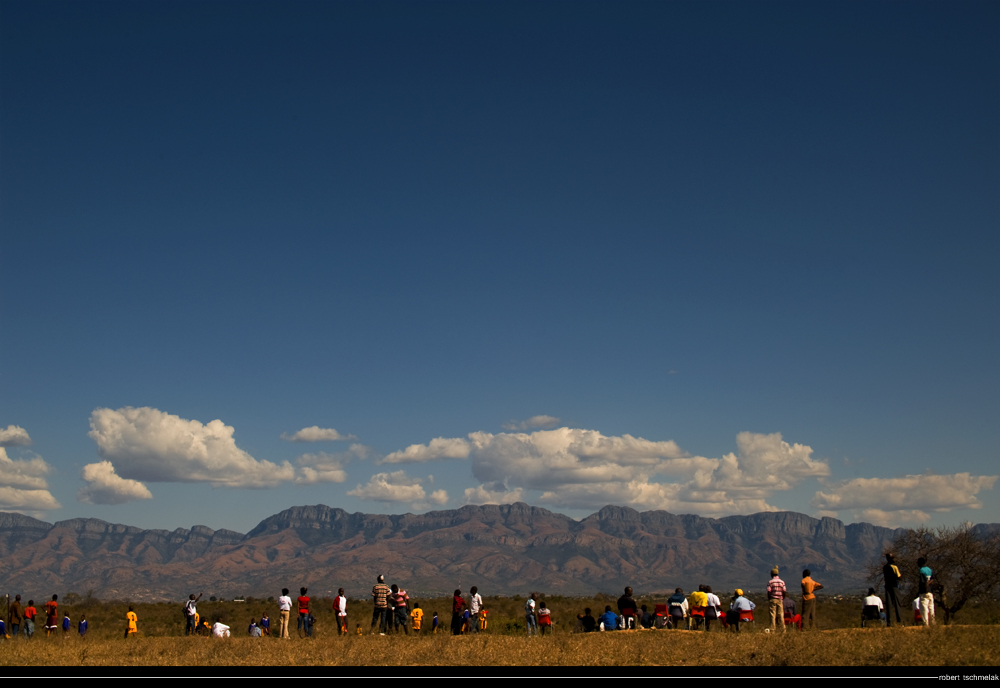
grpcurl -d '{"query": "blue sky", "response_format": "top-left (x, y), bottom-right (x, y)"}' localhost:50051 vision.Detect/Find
top-left (1, 0), bottom-right (997, 534)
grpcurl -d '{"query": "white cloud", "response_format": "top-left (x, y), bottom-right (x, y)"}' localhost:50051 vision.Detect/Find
top-left (387, 427), bottom-right (830, 516)
top-left (812, 473), bottom-right (997, 522)
top-left (462, 483), bottom-right (525, 505)
top-left (0, 448), bottom-right (52, 490)
top-left (0, 425), bottom-right (32, 446)
top-left (501, 415), bottom-right (561, 431)
top-left (77, 461), bottom-right (153, 505)
top-left (0, 486), bottom-right (61, 512)
top-left (0, 447), bottom-right (60, 511)
top-left (292, 445), bottom-right (370, 485)
top-left (88, 406), bottom-right (297, 488)
top-left (281, 426), bottom-right (357, 442)
top-left (854, 508), bottom-right (932, 528)
top-left (347, 470), bottom-right (446, 507)
top-left (379, 437), bottom-right (471, 464)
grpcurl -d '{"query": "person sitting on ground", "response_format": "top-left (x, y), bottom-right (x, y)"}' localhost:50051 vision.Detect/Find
top-left (212, 618), bottom-right (230, 638)
top-left (249, 617), bottom-right (262, 637)
top-left (582, 608), bottom-right (597, 633)
top-left (598, 605), bottom-right (618, 631)
top-left (667, 588), bottom-right (689, 629)
top-left (862, 588), bottom-right (885, 625)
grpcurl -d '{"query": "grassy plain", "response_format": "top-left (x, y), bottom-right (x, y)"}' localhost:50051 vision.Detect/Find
top-left (2, 594), bottom-right (998, 666)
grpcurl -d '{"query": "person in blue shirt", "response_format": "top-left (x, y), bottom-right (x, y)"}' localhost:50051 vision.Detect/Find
top-left (78, 615), bottom-right (88, 636)
top-left (598, 605), bottom-right (618, 631)
top-left (62, 613), bottom-right (71, 634)
top-left (729, 589), bottom-right (755, 632)
top-left (917, 557), bottom-right (935, 626)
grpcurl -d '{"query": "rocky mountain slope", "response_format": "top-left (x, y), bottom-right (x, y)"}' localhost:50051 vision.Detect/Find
top-left (0, 504), bottom-right (939, 601)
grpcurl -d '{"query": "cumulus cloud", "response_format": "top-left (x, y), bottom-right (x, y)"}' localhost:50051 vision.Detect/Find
top-left (387, 428), bottom-right (830, 516)
top-left (89, 406), bottom-right (299, 488)
top-left (380, 437), bottom-right (471, 464)
top-left (293, 444), bottom-right (370, 484)
top-left (281, 426), bottom-right (357, 442)
top-left (347, 470), bottom-right (447, 508)
top-left (0, 425), bottom-right (32, 446)
top-left (77, 461), bottom-right (153, 505)
top-left (0, 447), bottom-right (60, 511)
top-left (812, 472), bottom-right (997, 525)
top-left (462, 483), bottom-right (525, 505)
top-left (501, 415), bottom-right (561, 431)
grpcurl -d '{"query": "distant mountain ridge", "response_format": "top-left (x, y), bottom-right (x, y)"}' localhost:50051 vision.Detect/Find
top-left (1, 504), bottom-right (971, 602)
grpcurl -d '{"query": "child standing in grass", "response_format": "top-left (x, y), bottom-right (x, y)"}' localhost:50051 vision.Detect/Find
top-left (124, 606), bottom-right (138, 639)
top-left (537, 601), bottom-right (552, 636)
top-left (432, 612), bottom-right (439, 633)
top-left (260, 612), bottom-right (270, 636)
top-left (78, 615), bottom-right (88, 637)
top-left (410, 604), bottom-right (423, 633)
top-left (62, 612), bottom-right (71, 635)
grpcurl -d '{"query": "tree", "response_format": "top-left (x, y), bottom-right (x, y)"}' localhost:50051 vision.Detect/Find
top-left (869, 523), bottom-right (1000, 624)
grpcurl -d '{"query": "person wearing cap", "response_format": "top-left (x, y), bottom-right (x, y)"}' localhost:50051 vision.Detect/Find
top-left (766, 567), bottom-right (787, 633)
top-left (729, 589), bottom-right (755, 632)
top-left (371, 575), bottom-right (390, 634)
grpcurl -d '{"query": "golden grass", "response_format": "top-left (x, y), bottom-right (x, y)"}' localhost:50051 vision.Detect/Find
top-left (1, 626), bottom-right (998, 666)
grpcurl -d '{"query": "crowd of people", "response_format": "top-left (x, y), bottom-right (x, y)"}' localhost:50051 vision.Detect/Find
top-left (2, 552), bottom-right (937, 640)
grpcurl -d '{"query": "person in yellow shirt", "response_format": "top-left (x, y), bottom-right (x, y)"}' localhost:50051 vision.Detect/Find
top-left (124, 605), bottom-right (138, 639)
top-left (689, 586), bottom-right (708, 630)
top-left (410, 603), bottom-right (424, 633)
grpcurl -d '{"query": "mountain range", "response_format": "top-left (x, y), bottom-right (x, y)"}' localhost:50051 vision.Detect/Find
top-left (1, 503), bottom-right (977, 601)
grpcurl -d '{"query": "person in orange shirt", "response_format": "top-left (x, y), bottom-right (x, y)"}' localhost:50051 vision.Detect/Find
top-left (801, 569), bottom-right (824, 630)
top-left (124, 605), bottom-right (138, 639)
top-left (23, 600), bottom-right (37, 638)
top-left (409, 603), bottom-right (424, 633)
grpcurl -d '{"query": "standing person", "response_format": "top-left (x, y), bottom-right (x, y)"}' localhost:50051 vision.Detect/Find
top-left (371, 575), bottom-right (390, 635)
top-left (882, 552), bottom-right (903, 627)
top-left (62, 612), bottom-right (71, 635)
top-left (260, 612), bottom-right (271, 636)
top-left (801, 569), bottom-right (823, 630)
top-left (296, 587), bottom-right (311, 637)
top-left (184, 593), bottom-right (202, 636)
top-left (467, 586), bottom-right (483, 633)
top-left (78, 614), bottom-right (88, 637)
top-left (390, 584), bottom-right (409, 635)
top-left (278, 588), bottom-right (292, 639)
top-left (124, 605), bottom-right (138, 639)
top-left (451, 589), bottom-right (466, 636)
top-left (917, 557), bottom-right (935, 626)
top-left (766, 568), bottom-right (787, 633)
top-left (44, 595), bottom-right (58, 636)
top-left (23, 600), bottom-right (36, 638)
top-left (334, 589), bottom-right (348, 636)
top-left (410, 603), bottom-right (424, 634)
top-left (524, 593), bottom-right (538, 637)
top-left (9, 595), bottom-right (23, 638)
top-left (537, 600), bottom-right (552, 635)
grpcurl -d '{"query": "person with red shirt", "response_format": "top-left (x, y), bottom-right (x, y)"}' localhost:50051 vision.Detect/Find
top-left (44, 594), bottom-right (59, 636)
top-left (451, 589), bottom-right (466, 636)
top-left (296, 587), bottom-right (311, 637)
top-left (23, 600), bottom-right (37, 638)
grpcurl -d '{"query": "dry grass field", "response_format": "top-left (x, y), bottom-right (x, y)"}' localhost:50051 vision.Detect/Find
top-left (1, 626), bottom-right (999, 667)
top-left (2, 593), bottom-right (999, 666)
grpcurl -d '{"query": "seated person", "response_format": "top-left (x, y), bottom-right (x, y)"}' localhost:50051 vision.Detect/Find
top-left (598, 605), bottom-right (618, 631)
top-left (729, 590), bottom-right (755, 632)
top-left (639, 604), bottom-right (653, 629)
top-left (667, 588), bottom-right (689, 628)
top-left (211, 619), bottom-right (231, 638)
top-left (863, 588), bottom-right (885, 624)
top-left (617, 587), bottom-right (638, 628)
top-left (783, 595), bottom-right (801, 629)
top-left (581, 608), bottom-right (597, 633)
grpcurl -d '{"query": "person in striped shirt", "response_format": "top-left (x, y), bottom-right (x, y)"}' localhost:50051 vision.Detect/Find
top-left (766, 567), bottom-right (787, 633)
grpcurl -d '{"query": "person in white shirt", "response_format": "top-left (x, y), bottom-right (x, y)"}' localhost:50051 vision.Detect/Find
top-left (525, 593), bottom-right (538, 636)
top-left (211, 619), bottom-right (230, 638)
top-left (704, 586), bottom-right (722, 632)
top-left (863, 587), bottom-right (885, 625)
top-left (335, 588), bottom-right (348, 636)
top-left (278, 587), bottom-right (293, 639)
top-left (467, 586), bottom-right (483, 633)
